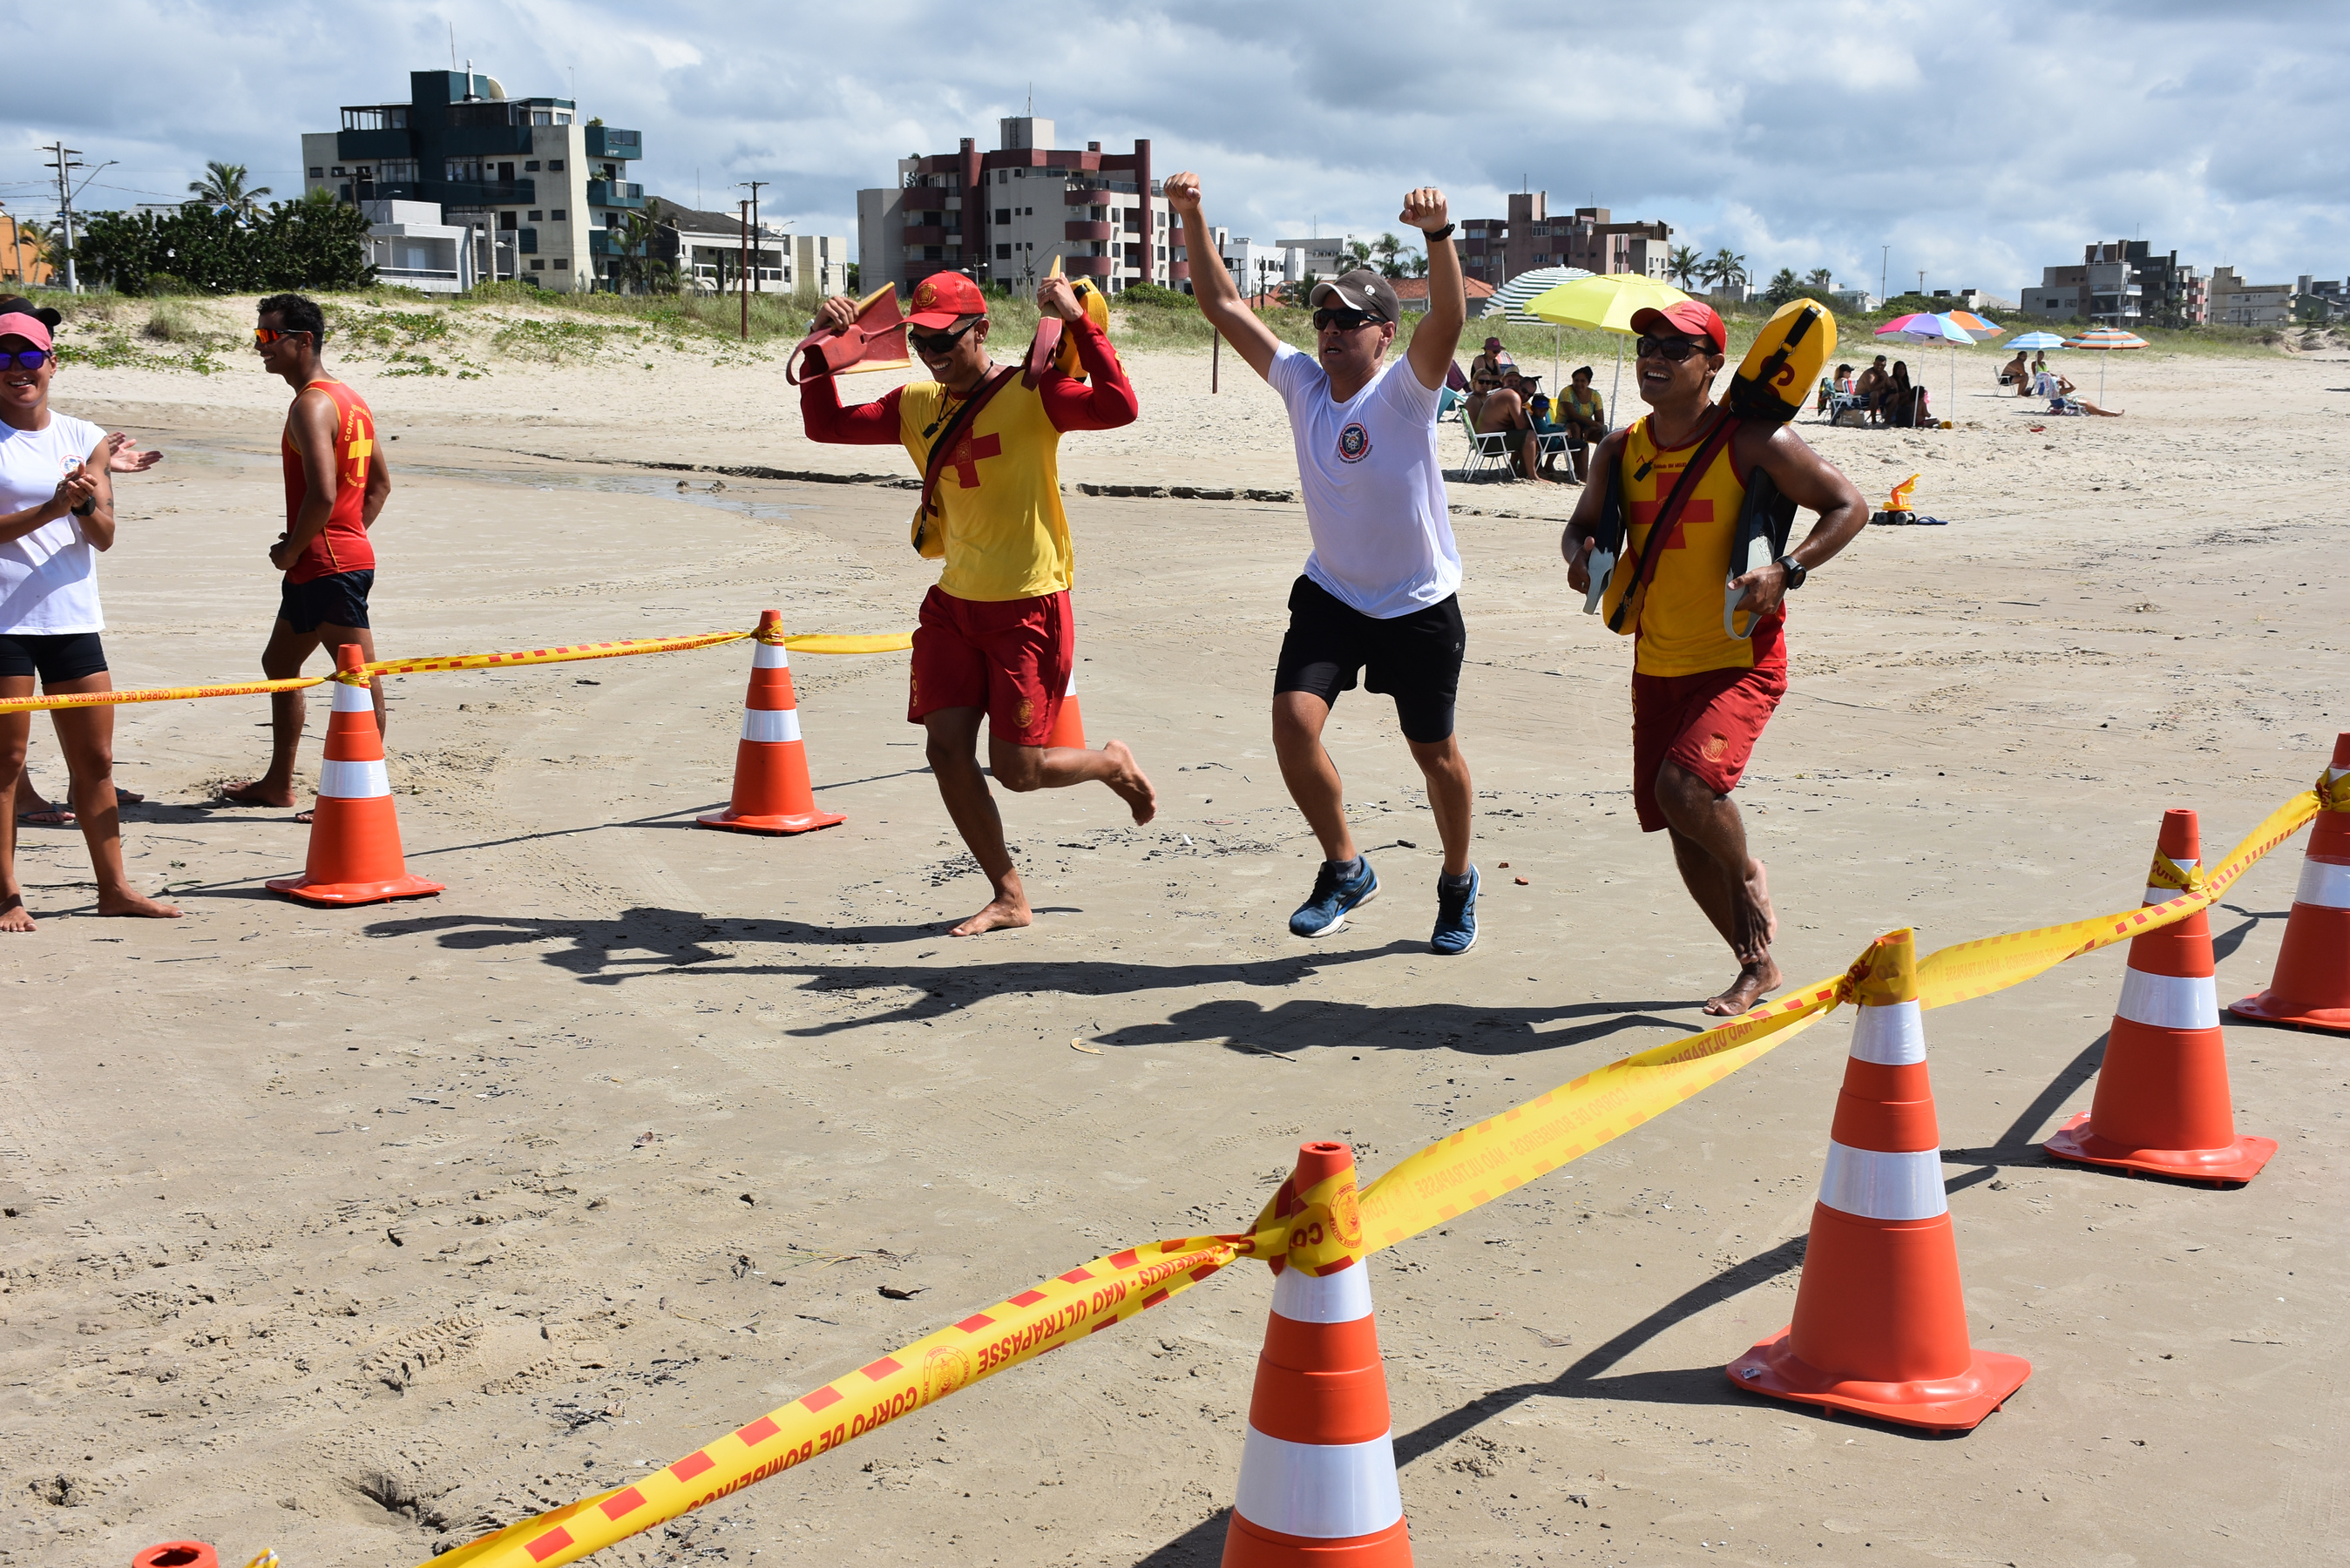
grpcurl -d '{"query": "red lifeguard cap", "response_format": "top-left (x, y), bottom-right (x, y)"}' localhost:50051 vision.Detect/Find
top-left (1629, 299), bottom-right (1726, 355)
top-left (905, 273), bottom-right (987, 329)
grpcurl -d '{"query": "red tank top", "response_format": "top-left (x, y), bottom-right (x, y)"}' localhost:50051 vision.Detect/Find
top-left (281, 379), bottom-right (377, 584)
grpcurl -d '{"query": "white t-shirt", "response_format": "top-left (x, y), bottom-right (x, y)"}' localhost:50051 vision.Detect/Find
top-left (0, 413), bottom-right (106, 635)
top-left (1267, 343), bottom-right (1461, 619)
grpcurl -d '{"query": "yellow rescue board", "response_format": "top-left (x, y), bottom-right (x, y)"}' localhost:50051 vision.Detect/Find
top-left (1724, 298), bottom-right (1836, 424)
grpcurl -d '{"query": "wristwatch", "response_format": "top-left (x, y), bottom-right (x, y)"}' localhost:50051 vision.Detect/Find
top-left (1776, 554), bottom-right (1807, 590)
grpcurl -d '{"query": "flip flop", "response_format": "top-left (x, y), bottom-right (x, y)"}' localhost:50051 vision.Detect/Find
top-left (16, 808), bottom-right (73, 827)
top-left (294, 809), bottom-right (315, 825)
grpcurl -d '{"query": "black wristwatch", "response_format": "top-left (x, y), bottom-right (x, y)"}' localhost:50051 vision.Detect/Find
top-left (1426, 223), bottom-right (1456, 242)
top-left (1777, 554), bottom-right (1807, 590)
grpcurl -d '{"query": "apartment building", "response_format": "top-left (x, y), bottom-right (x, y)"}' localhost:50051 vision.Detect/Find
top-left (795, 234), bottom-right (850, 297)
top-left (2206, 266), bottom-right (2294, 328)
top-left (651, 204), bottom-right (792, 294)
top-left (1458, 194), bottom-right (1673, 287)
top-left (858, 116), bottom-right (1180, 297)
top-left (2022, 241), bottom-right (2204, 327)
top-left (301, 68), bottom-right (646, 292)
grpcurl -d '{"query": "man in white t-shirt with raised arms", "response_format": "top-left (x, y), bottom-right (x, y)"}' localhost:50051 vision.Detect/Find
top-left (1168, 172), bottom-right (1480, 955)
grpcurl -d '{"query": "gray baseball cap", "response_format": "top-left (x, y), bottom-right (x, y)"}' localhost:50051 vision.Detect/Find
top-left (1310, 267), bottom-right (1400, 324)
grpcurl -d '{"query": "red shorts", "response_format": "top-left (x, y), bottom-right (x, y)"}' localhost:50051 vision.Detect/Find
top-left (1630, 659), bottom-right (1786, 833)
top-left (908, 585), bottom-right (1073, 747)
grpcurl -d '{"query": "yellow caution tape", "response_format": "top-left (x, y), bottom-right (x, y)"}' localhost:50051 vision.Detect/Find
top-left (1913, 789), bottom-right (2319, 1007)
top-left (425, 779), bottom-right (2328, 1568)
top-left (0, 625), bottom-right (913, 710)
top-left (0, 675), bottom-right (325, 716)
top-left (428, 1227), bottom-right (1287, 1568)
top-left (777, 632), bottom-right (914, 656)
top-left (356, 629), bottom-right (754, 680)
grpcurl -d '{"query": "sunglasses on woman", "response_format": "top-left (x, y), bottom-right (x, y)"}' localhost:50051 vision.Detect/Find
top-left (253, 327), bottom-right (313, 346)
top-left (1635, 335), bottom-right (1714, 362)
top-left (1, 348), bottom-right (51, 370)
top-left (908, 321), bottom-right (978, 356)
top-left (1312, 308), bottom-right (1378, 332)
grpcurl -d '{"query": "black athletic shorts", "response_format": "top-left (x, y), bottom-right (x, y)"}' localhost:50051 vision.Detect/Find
top-left (0, 631), bottom-right (108, 685)
top-left (279, 569), bottom-right (374, 634)
top-left (1273, 575), bottom-right (1466, 744)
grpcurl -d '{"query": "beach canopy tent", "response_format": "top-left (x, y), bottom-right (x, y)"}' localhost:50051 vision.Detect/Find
top-left (1874, 310), bottom-right (2001, 424)
top-left (1520, 273), bottom-right (1692, 429)
top-left (2062, 326), bottom-right (2148, 401)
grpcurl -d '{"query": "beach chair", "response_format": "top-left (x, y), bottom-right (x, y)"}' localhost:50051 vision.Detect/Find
top-left (1463, 417), bottom-right (1514, 482)
top-left (1826, 389), bottom-right (1869, 427)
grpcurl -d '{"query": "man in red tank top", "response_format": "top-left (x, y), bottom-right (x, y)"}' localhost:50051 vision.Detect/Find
top-left (221, 294), bottom-right (393, 816)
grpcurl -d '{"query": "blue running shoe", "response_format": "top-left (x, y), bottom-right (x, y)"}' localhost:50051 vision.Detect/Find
top-left (1290, 855), bottom-right (1378, 937)
top-left (1431, 865), bottom-right (1480, 956)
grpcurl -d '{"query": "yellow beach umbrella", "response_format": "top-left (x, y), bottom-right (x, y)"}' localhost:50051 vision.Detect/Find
top-left (1520, 273), bottom-right (1694, 429)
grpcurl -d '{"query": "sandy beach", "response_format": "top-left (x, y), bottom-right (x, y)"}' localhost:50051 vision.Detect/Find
top-left (2, 314), bottom-right (2345, 1568)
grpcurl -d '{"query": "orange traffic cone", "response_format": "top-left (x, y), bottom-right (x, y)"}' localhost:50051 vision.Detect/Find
top-left (696, 612), bottom-right (846, 836)
top-left (1728, 929), bottom-right (2029, 1431)
top-left (2231, 733), bottom-right (2350, 1033)
top-left (133, 1544), bottom-right (217, 1568)
top-left (267, 645), bottom-right (443, 906)
top-left (1223, 1140), bottom-right (1411, 1567)
top-left (1045, 668), bottom-right (1085, 750)
top-left (2046, 809), bottom-right (2277, 1184)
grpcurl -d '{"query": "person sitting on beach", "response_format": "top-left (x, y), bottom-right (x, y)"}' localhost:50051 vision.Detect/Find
top-left (1833, 363), bottom-right (1855, 394)
top-left (2001, 349), bottom-right (2029, 392)
top-left (1557, 365), bottom-right (1607, 482)
top-left (1469, 336), bottom-right (1515, 389)
top-left (2037, 370), bottom-right (2121, 416)
top-left (0, 308), bottom-right (181, 929)
top-left (1884, 361), bottom-right (1919, 427)
top-left (1467, 368), bottom-right (1545, 483)
top-left (1511, 370), bottom-right (1575, 482)
top-left (1854, 355), bottom-right (1890, 426)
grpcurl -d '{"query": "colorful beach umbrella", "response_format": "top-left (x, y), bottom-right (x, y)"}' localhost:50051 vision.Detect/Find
top-left (1520, 273), bottom-right (1693, 429)
top-left (1874, 313), bottom-right (1993, 422)
top-left (2062, 327), bottom-right (2148, 400)
top-left (2007, 330), bottom-right (2069, 350)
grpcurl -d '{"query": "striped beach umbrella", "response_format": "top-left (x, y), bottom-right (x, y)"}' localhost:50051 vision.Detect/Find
top-left (2062, 327), bottom-right (2148, 400)
top-left (1875, 312), bottom-right (1993, 422)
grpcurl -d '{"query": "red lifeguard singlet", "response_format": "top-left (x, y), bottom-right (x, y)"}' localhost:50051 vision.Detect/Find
top-left (281, 378), bottom-right (378, 585)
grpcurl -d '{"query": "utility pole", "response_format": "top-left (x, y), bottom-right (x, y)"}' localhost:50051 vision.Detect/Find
top-left (738, 200), bottom-right (749, 340)
top-left (1879, 244), bottom-right (1888, 308)
top-left (43, 141), bottom-right (85, 293)
top-left (737, 179), bottom-right (769, 293)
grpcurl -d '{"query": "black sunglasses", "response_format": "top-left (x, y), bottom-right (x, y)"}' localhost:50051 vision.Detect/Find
top-left (1, 348), bottom-right (51, 370)
top-left (909, 321), bottom-right (978, 356)
top-left (1635, 335), bottom-right (1715, 362)
top-left (1312, 308), bottom-right (1379, 332)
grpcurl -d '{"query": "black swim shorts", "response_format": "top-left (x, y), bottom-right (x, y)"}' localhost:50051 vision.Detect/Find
top-left (279, 570), bottom-right (374, 634)
top-left (1273, 575), bottom-right (1466, 745)
top-left (0, 631), bottom-right (108, 685)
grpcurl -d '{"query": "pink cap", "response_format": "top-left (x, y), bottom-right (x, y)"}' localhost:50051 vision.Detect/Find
top-left (0, 312), bottom-right (52, 351)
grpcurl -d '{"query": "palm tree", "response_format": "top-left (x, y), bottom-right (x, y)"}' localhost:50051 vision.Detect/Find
top-left (1668, 245), bottom-right (1702, 290)
top-left (1372, 231), bottom-right (1407, 280)
top-left (1805, 267), bottom-right (1834, 292)
top-left (1764, 267), bottom-right (1803, 307)
top-left (189, 160), bottom-right (270, 220)
top-left (9, 217), bottom-right (60, 283)
top-left (1709, 247), bottom-right (1748, 294)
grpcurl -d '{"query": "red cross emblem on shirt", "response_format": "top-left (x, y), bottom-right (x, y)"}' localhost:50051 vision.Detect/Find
top-left (947, 431), bottom-right (1002, 489)
top-left (1629, 493), bottom-right (1714, 549)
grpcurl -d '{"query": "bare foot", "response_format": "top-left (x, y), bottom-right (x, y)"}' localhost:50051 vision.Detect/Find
top-left (1702, 955), bottom-right (1783, 1017)
top-left (220, 780), bottom-right (297, 808)
top-left (1100, 740), bottom-right (1156, 826)
top-left (98, 889), bottom-right (182, 919)
top-left (0, 896), bottom-right (32, 933)
top-left (949, 895), bottom-right (1032, 937)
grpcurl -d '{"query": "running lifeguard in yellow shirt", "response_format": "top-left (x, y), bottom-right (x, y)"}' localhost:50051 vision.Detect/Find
top-left (1563, 299), bottom-right (1866, 1017)
top-left (801, 271), bottom-right (1155, 936)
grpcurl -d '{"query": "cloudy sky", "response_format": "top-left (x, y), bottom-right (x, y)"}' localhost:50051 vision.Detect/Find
top-left (5, 0), bottom-right (2343, 297)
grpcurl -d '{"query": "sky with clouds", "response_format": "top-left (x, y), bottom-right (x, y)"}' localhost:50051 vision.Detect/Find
top-left (5, 0), bottom-right (2344, 298)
